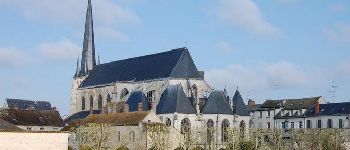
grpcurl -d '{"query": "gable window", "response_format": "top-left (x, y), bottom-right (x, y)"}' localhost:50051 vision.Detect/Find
top-left (98, 95), bottom-right (103, 110)
top-left (81, 97), bottom-right (86, 110)
top-left (299, 121), bottom-right (303, 128)
top-left (327, 119), bottom-right (333, 128)
top-left (307, 120), bottom-right (311, 128)
top-left (339, 119), bottom-right (343, 128)
top-left (317, 119), bottom-right (322, 128)
top-left (89, 96), bottom-right (93, 110)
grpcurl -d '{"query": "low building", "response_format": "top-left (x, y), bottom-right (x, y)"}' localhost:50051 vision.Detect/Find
top-left (0, 109), bottom-right (64, 131)
top-left (251, 96), bottom-right (326, 129)
top-left (304, 102), bottom-right (350, 129)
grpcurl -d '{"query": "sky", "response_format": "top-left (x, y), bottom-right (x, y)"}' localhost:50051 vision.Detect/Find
top-left (0, 0), bottom-right (350, 116)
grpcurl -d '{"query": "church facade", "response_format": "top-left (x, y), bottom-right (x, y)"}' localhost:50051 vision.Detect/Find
top-left (69, 1), bottom-right (251, 146)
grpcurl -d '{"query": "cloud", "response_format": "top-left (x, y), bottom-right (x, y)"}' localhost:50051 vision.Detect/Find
top-left (0, 47), bottom-right (34, 67)
top-left (215, 0), bottom-right (280, 36)
top-left (323, 23), bottom-right (350, 43)
top-left (215, 41), bottom-right (234, 52)
top-left (95, 27), bottom-right (130, 43)
top-left (206, 61), bottom-right (322, 94)
top-left (0, 0), bottom-right (140, 26)
top-left (38, 39), bottom-right (80, 61)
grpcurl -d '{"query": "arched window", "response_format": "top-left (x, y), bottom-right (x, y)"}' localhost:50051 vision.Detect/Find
top-left (98, 95), bottom-right (103, 109)
top-left (165, 118), bottom-right (171, 127)
top-left (207, 119), bottom-right (214, 143)
top-left (181, 118), bottom-right (191, 134)
top-left (129, 131), bottom-right (135, 143)
top-left (221, 119), bottom-right (230, 142)
top-left (89, 96), bottom-right (93, 110)
top-left (192, 84), bottom-right (198, 97)
top-left (106, 94), bottom-right (111, 104)
top-left (120, 88), bottom-right (129, 99)
top-left (81, 97), bottom-right (86, 110)
top-left (239, 120), bottom-right (246, 140)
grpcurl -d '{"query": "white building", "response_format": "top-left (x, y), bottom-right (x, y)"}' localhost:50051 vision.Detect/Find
top-left (251, 96), bottom-right (326, 129)
top-left (304, 102), bottom-right (350, 129)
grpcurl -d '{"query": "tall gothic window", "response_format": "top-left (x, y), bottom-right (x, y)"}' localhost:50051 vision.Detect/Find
top-left (221, 119), bottom-right (230, 142)
top-left (89, 96), bottom-right (93, 110)
top-left (120, 88), bottom-right (129, 99)
top-left (192, 84), bottom-right (198, 97)
top-left (81, 97), bottom-right (86, 110)
top-left (181, 118), bottom-right (191, 134)
top-left (207, 119), bottom-right (214, 143)
top-left (146, 90), bottom-right (155, 102)
top-left (98, 95), bottom-right (102, 109)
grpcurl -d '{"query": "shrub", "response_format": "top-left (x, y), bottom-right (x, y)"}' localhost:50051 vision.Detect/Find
top-left (80, 146), bottom-right (93, 150)
top-left (192, 146), bottom-right (204, 150)
top-left (238, 141), bottom-right (254, 150)
top-left (116, 146), bottom-right (129, 150)
top-left (174, 147), bottom-right (184, 150)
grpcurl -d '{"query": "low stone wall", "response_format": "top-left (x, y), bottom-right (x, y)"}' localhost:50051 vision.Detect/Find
top-left (0, 132), bottom-right (69, 150)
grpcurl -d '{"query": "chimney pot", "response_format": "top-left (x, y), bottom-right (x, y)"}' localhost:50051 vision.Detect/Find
top-left (314, 100), bottom-right (320, 114)
top-left (123, 103), bottom-right (129, 113)
top-left (138, 103), bottom-right (143, 112)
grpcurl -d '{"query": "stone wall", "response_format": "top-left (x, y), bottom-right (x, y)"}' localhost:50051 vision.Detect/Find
top-left (0, 132), bottom-right (69, 150)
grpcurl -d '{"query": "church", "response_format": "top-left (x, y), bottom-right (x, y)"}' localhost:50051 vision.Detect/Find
top-left (68, 0), bottom-right (250, 146)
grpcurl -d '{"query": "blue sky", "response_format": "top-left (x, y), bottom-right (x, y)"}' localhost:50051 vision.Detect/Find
top-left (0, 0), bottom-right (350, 115)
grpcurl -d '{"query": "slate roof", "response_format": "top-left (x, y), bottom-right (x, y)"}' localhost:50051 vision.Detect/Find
top-left (156, 84), bottom-right (196, 114)
top-left (84, 112), bottom-right (150, 126)
top-left (65, 110), bottom-right (101, 124)
top-left (0, 118), bottom-right (23, 131)
top-left (232, 90), bottom-right (249, 116)
top-left (305, 102), bottom-right (350, 117)
top-left (202, 91), bottom-right (233, 115)
top-left (127, 91), bottom-right (151, 112)
top-left (0, 109), bottom-right (63, 127)
top-left (257, 96), bottom-right (321, 110)
top-left (79, 48), bottom-right (200, 88)
top-left (4, 98), bottom-right (52, 110)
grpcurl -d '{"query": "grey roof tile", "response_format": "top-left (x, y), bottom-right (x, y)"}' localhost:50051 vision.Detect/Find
top-left (202, 91), bottom-right (233, 115)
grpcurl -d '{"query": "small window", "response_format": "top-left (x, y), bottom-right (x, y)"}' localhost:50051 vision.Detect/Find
top-left (327, 119), bottom-right (333, 128)
top-left (27, 127), bottom-right (32, 131)
top-left (120, 88), bottom-right (129, 99)
top-left (259, 111), bottom-right (262, 118)
top-left (339, 119), bottom-right (343, 128)
top-left (129, 131), bottom-right (135, 143)
top-left (106, 94), bottom-right (111, 105)
top-left (81, 97), bottom-right (86, 110)
top-left (267, 111), bottom-right (270, 117)
top-left (299, 121), bottom-right (303, 128)
top-left (40, 127), bottom-right (45, 130)
top-left (98, 95), bottom-right (103, 109)
top-left (89, 96), bottom-right (94, 110)
top-left (267, 122), bottom-right (271, 129)
top-left (117, 131), bottom-right (121, 142)
top-left (146, 90), bottom-right (155, 102)
top-left (282, 122), bottom-right (286, 129)
top-left (307, 120), bottom-right (311, 128)
top-left (291, 122), bottom-right (294, 129)
top-left (317, 120), bottom-right (322, 128)
top-left (165, 118), bottom-right (171, 127)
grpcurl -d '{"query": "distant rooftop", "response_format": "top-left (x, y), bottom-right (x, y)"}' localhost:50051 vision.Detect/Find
top-left (3, 98), bottom-right (52, 110)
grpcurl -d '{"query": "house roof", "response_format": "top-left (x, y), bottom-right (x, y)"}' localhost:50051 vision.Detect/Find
top-left (258, 96), bottom-right (321, 110)
top-left (84, 111), bottom-right (150, 126)
top-left (156, 84), bottom-right (196, 114)
top-left (65, 110), bottom-right (101, 124)
top-left (4, 98), bottom-right (52, 110)
top-left (0, 118), bottom-right (23, 132)
top-left (305, 102), bottom-right (350, 116)
top-left (232, 90), bottom-right (249, 116)
top-left (0, 109), bottom-right (63, 127)
top-left (127, 91), bottom-right (151, 112)
top-left (202, 91), bottom-right (233, 115)
top-left (79, 48), bottom-right (200, 88)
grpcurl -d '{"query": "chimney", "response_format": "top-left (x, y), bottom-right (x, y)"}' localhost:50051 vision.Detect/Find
top-left (138, 103), bottom-right (143, 112)
top-left (123, 103), bottom-right (129, 113)
top-left (52, 107), bottom-right (57, 111)
top-left (151, 101), bottom-right (157, 112)
top-left (248, 99), bottom-right (255, 106)
top-left (314, 100), bottom-right (320, 114)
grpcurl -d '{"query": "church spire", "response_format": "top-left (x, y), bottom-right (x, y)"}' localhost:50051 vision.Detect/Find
top-left (79, 0), bottom-right (96, 76)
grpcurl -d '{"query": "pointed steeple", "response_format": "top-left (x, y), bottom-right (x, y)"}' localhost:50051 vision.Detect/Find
top-left (79, 0), bottom-right (96, 76)
top-left (75, 55), bottom-right (80, 76)
top-left (97, 52), bottom-right (100, 65)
